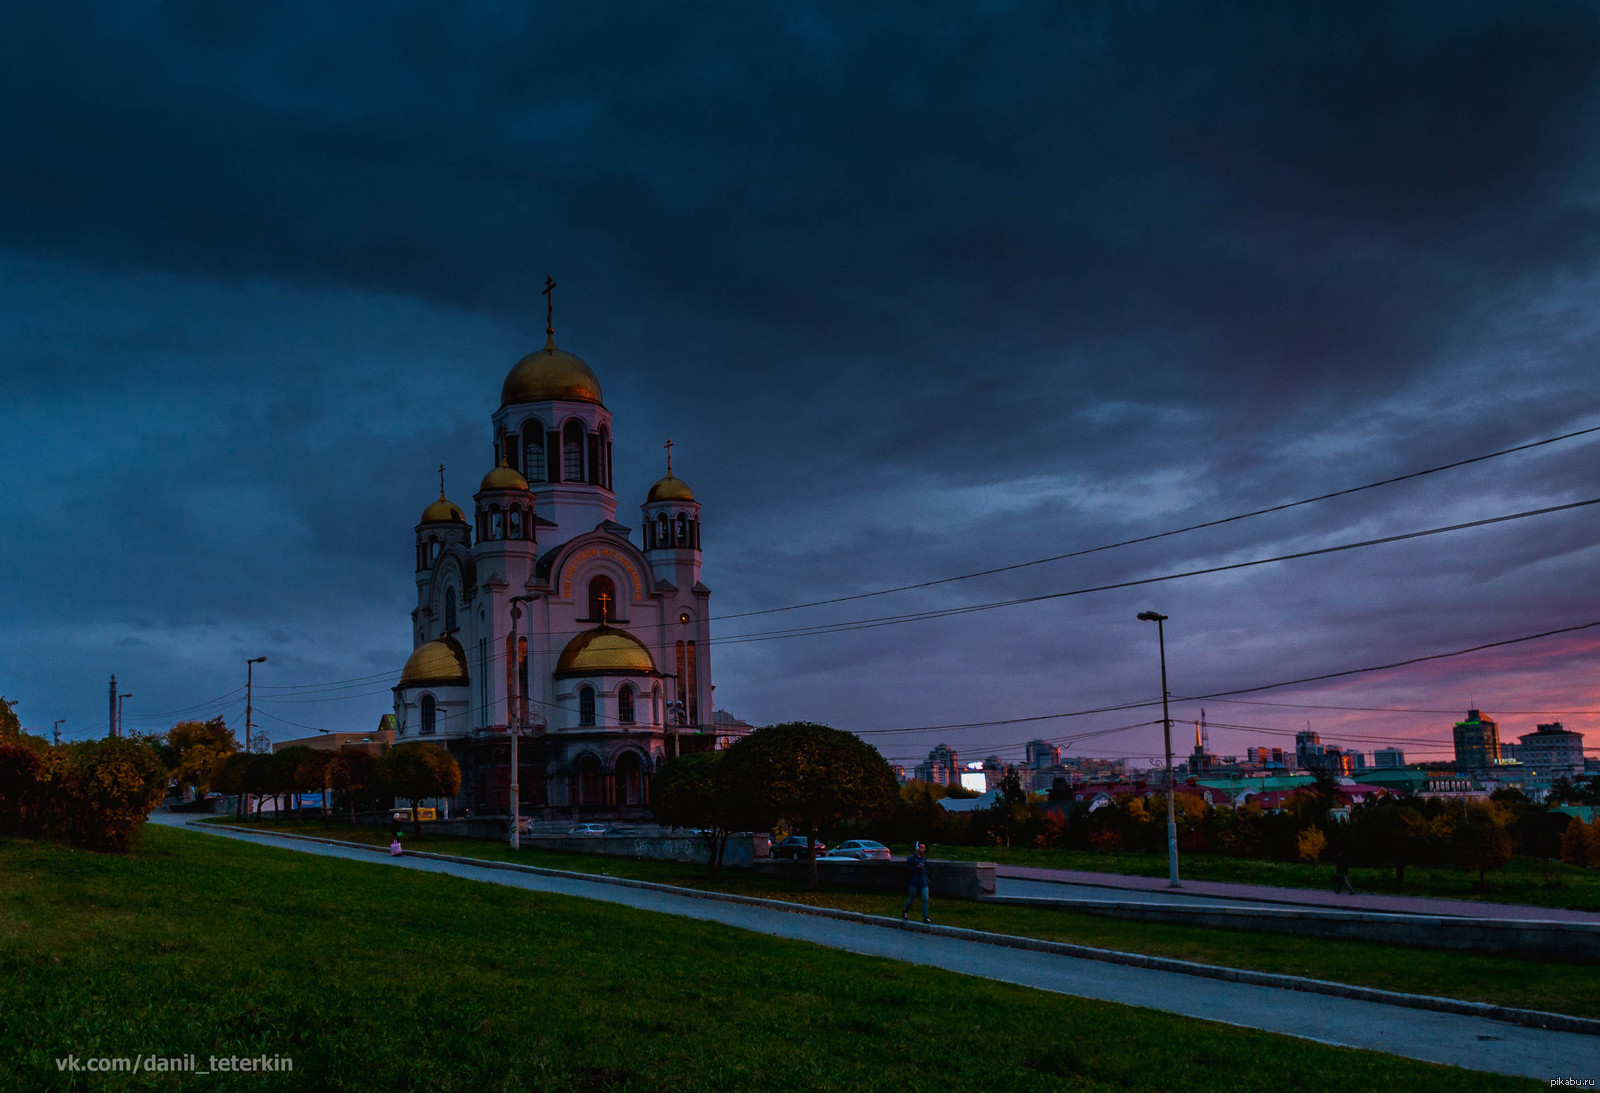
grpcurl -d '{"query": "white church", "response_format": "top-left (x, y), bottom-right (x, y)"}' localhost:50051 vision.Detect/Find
top-left (392, 289), bottom-right (748, 817)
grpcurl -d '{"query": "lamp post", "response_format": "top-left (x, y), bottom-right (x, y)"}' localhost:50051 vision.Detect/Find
top-left (509, 595), bottom-right (538, 850)
top-left (1137, 610), bottom-right (1180, 888)
top-left (244, 656), bottom-right (268, 755)
top-left (117, 694), bottom-right (132, 738)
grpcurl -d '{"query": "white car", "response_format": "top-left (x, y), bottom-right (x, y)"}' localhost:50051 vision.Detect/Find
top-left (832, 839), bottom-right (891, 860)
top-left (568, 823), bottom-right (608, 836)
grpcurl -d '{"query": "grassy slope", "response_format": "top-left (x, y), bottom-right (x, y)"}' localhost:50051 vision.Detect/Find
top-left (0, 826), bottom-right (1542, 1093)
top-left (918, 842), bottom-right (1600, 912)
top-left (198, 818), bottom-right (1600, 1019)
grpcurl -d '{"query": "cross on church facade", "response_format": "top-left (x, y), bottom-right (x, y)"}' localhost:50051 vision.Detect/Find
top-left (596, 591), bottom-right (611, 623)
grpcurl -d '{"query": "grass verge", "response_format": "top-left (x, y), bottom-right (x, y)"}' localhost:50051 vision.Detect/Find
top-left (198, 816), bottom-right (1600, 1020)
top-left (0, 825), bottom-right (1543, 1092)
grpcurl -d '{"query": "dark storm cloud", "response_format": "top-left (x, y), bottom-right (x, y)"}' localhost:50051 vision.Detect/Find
top-left (2, 1), bottom-right (1598, 758)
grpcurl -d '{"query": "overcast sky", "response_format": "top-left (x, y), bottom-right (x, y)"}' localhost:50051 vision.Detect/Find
top-left (2, 2), bottom-right (1597, 770)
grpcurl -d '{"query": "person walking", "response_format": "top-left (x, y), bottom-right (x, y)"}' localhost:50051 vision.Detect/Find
top-left (1332, 849), bottom-right (1355, 895)
top-left (902, 841), bottom-right (930, 923)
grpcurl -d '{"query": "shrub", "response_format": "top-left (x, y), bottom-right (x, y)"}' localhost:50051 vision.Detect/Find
top-left (1296, 826), bottom-right (1327, 863)
top-left (0, 743), bottom-right (42, 836)
top-left (51, 738), bottom-right (169, 852)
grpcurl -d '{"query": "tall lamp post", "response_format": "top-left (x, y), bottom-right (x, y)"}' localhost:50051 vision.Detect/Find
top-left (1137, 610), bottom-right (1180, 888)
top-left (245, 656), bottom-right (267, 754)
top-left (509, 595), bottom-right (538, 850)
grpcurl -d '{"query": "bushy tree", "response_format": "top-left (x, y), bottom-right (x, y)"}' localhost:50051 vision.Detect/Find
top-left (0, 696), bottom-right (21, 742)
top-left (167, 717), bottom-right (238, 799)
top-left (0, 743), bottom-right (42, 835)
top-left (719, 722), bottom-right (898, 890)
top-left (51, 737), bottom-right (169, 851)
top-left (1452, 803), bottom-right (1514, 887)
top-left (329, 750), bottom-right (377, 824)
top-left (653, 751), bottom-right (736, 874)
top-left (1561, 816), bottom-right (1599, 868)
top-left (296, 750), bottom-right (336, 822)
top-left (374, 742), bottom-right (461, 834)
top-left (1296, 826), bottom-right (1327, 863)
top-left (1347, 800), bottom-right (1431, 886)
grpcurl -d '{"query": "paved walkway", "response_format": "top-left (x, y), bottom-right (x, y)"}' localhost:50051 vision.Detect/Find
top-left (994, 865), bottom-right (1600, 921)
top-left (155, 816), bottom-right (1598, 1082)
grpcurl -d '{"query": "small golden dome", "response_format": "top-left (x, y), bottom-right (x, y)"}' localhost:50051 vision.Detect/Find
top-left (646, 474), bottom-right (695, 503)
top-left (399, 634), bottom-right (470, 687)
top-left (480, 457), bottom-right (529, 492)
top-left (420, 493), bottom-right (467, 524)
top-left (555, 627), bottom-right (657, 675)
top-left (501, 337), bottom-right (603, 406)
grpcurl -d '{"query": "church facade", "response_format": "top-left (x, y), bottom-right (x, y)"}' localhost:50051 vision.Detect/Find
top-left (392, 309), bottom-right (744, 817)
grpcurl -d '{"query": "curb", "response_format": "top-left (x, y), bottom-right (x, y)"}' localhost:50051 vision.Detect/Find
top-left (185, 820), bottom-right (1600, 1038)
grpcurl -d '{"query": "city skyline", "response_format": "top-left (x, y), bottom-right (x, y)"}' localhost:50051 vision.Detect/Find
top-left (2, 4), bottom-right (1598, 768)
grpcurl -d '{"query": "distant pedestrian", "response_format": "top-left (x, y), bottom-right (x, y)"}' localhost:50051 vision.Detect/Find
top-left (390, 837), bottom-right (403, 857)
top-left (1333, 850), bottom-right (1354, 895)
top-left (902, 841), bottom-right (930, 923)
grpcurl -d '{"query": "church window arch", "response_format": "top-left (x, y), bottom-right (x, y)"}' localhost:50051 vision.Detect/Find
top-left (522, 422), bottom-right (546, 484)
top-left (562, 420), bottom-right (586, 482)
top-left (430, 538), bottom-right (441, 563)
top-left (675, 513), bottom-right (687, 546)
top-left (488, 504), bottom-right (503, 540)
top-left (578, 685), bottom-right (596, 727)
top-left (587, 575), bottom-right (617, 623)
top-left (651, 684), bottom-right (662, 726)
top-left (598, 425), bottom-right (612, 489)
top-left (420, 693), bottom-right (437, 734)
top-left (655, 514), bottom-right (668, 550)
top-left (618, 684), bottom-right (635, 725)
top-left (507, 505), bottom-right (522, 540)
top-left (444, 587), bottom-right (457, 633)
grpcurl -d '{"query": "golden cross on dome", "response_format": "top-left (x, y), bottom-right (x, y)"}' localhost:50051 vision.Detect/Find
top-left (437, 462), bottom-right (446, 497)
top-left (597, 591), bottom-right (611, 623)
top-left (542, 275), bottom-right (557, 344)
top-left (663, 438), bottom-right (673, 476)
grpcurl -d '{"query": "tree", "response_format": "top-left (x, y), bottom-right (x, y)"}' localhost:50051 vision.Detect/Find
top-left (652, 751), bottom-right (736, 875)
top-left (373, 742), bottom-right (461, 834)
top-left (1452, 803), bottom-right (1514, 888)
top-left (167, 717), bottom-right (238, 799)
top-left (1561, 816), bottom-right (1599, 869)
top-left (1296, 826), bottom-right (1327, 863)
top-left (1047, 776), bottom-right (1071, 801)
top-left (0, 743), bottom-right (42, 836)
top-left (0, 696), bottom-right (22, 742)
top-left (718, 722), bottom-right (899, 890)
top-left (329, 751), bottom-right (377, 824)
top-left (1348, 801), bottom-right (1430, 886)
top-left (213, 752), bottom-right (255, 820)
top-left (51, 737), bottom-right (169, 851)
top-left (262, 746), bottom-right (314, 821)
top-left (296, 750), bottom-right (337, 822)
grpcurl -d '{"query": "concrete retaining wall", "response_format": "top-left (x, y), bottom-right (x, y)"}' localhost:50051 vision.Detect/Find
top-left (987, 895), bottom-right (1600, 963)
top-left (753, 859), bottom-right (996, 900)
top-left (515, 833), bottom-right (770, 869)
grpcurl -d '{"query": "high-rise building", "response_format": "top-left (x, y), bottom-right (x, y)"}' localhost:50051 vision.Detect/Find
top-left (1373, 747), bottom-right (1405, 769)
top-left (1511, 722), bottom-right (1585, 778)
top-left (915, 743), bottom-right (960, 786)
top-left (1451, 709), bottom-right (1501, 770)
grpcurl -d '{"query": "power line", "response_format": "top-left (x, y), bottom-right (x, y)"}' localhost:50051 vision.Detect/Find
top-left (712, 422), bottom-right (1600, 622)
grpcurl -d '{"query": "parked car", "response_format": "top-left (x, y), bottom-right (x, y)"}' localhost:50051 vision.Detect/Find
top-left (771, 835), bottom-right (827, 860)
top-left (568, 823), bottom-right (608, 836)
top-left (832, 839), bottom-right (891, 861)
top-left (817, 848), bottom-right (857, 860)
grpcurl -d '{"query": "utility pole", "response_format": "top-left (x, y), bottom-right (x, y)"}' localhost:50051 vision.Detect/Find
top-left (1138, 610), bottom-right (1180, 888)
top-left (108, 675), bottom-right (116, 738)
top-left (52, 719), bottom-right (65, 745)
top-left (245, 656), bottom-right (268, 755)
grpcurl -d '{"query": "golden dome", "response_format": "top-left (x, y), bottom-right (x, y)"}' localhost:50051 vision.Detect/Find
top-left (480, 457), bottom-right (529, 492)
top-left (646, 473), bottom-right (695, 503)
top-left (555, 627), bottom-right (657, 675)
top-left (399, 634), bottom-right (470, 687)
top-left (420, 493), bottom-right (467, 524)
top-left (501, 336), bottom-right (603, 406)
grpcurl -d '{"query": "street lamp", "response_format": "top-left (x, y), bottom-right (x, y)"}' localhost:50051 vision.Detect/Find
top-left (508, 594), bottom-right (539, 850)
top-left (117, 694), bottom-right (132, 738)
top-left (244, 656), bottom-right (268, 755)
top-left (1137, 610), bottom-right (1180, 888)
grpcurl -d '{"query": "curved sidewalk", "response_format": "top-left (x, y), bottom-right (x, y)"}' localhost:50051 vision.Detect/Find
top-left (996, 864), bottom-right (1600, 921)
top-left (157, 816), bottom-right (1599, 1083)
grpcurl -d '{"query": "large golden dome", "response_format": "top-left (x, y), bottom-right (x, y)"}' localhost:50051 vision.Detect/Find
top-left (399, 634), bottom-right (470, 687)
top-left (501, 336), bottom-right (603, 406)
top-left (555, 627), bottom-right (656, 675)
top-left (646, 473), bottom-right (695, 503)
top-left (480, 457), bottom-right (529, 492)
top-left (420, 493), bottom-right (467, 524)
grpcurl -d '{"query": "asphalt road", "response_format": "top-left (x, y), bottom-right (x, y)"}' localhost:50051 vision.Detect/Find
top-left (151, 815), bottom-right (1599, 1082)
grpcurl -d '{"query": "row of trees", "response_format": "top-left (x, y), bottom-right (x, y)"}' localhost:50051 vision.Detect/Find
top-left (653, 722), bottom-right (900, 887)
top-left (211, 741), bottom-right (460, 833)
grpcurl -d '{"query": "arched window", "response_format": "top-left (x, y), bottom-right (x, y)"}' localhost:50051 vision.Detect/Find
top-left (523, 423), bottom-right (546, 484)
top-left (598, 425), bottom-right (612, 489)
top-left (430, 538), bottom-right (441, 563)
top-left (675, 513), bottom-right (687, 546)
top-left (562, 421), bottom-right (585, 482)
top-left (489, 504), bottom-right (503, 540)
top-left (444, 587), bottom-right (457, 633)
top-left (578, 685), bottom-right (596, 727)
top-left (656, 514), bottom-right (668, 549)
top-left (652, 684), bottom-right (662, 726)
top-left (421, 693), bottom-right (437, 734)
top-left (587, 575), bottom-right (616, 623)
top-left (618, 684), bottom-right (635, 725)
top-left (508, 506), bottom-right (522, 540)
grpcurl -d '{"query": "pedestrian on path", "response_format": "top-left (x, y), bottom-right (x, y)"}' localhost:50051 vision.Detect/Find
top-left (902, 841), bottom-right (930, 923)
top-left (1333, 850), bottom-right (1355, 895)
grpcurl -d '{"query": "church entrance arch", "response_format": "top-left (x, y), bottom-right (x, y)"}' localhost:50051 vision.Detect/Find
top-left (614, 750), bottom-right (647, 808)
top-left (575, 752), bottom-right (606, 811)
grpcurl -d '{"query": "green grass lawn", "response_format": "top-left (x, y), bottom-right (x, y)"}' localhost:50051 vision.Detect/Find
top-left (915, 842), bottom-right (1600, 911)
top-left (0, 826), bottom-right (1541, 1092)
top-left (198, 816), bottom-right (1600, 1019)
